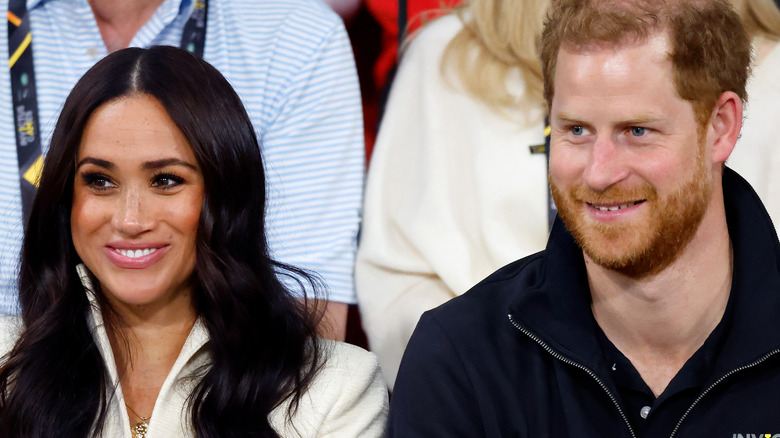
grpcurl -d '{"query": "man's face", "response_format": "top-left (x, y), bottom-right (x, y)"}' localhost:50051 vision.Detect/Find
top-left (548, 33), bottom-right (714, 278)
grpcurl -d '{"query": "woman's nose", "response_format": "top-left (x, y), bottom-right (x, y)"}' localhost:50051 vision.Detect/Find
top-left (110, 187), bottom-right (154, 236)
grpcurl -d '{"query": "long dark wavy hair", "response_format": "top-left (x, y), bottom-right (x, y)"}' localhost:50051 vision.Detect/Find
top-left (0, 46), bottom-right (323, 437)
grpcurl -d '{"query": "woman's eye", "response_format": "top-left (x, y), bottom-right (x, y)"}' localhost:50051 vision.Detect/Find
top-left (81, 173), bottom-right (116, 191)
top-left (151, 173), bottom-right (184, 189)
top-left (630, 126), bottom-right (646, 137)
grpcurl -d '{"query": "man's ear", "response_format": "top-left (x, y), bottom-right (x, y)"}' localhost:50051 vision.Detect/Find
top-left (708, 91), bottom-right (743, 164)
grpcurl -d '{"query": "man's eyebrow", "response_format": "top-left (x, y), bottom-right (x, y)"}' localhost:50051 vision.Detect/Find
top-left (553, 112), bottom-right (662, 125)
top-left (554, 112), bottom-right (585, 124)
top-left (76, 157), bottom-right (113, 170)
top-left (617, 115), bottom-right (662, 126)
top-left (142, 158), bottom-right (198, 171)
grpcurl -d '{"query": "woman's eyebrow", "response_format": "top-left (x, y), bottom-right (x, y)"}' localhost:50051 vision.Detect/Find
top-left (75, 157), bottom-right (199, 171)
top-left (142, 158), bottom-right (198, 171)
top-left (75, 157), bottom-right (113, 170)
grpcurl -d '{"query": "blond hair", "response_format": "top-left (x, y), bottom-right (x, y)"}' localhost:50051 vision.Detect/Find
top-left (439, 0), bottom-right (549, 115)
top-left (731, 0), bottom-right (780, 39)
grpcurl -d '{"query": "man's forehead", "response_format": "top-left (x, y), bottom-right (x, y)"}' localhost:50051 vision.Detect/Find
top-left (550, 32), bottom-right (692, 124)
top-left (558, 29), bottom-right (671, 61)
top-left (554, 33), bottom-right (672, 97)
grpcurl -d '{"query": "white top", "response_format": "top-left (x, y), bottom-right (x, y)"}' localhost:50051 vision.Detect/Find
top-left (0, 0), bottom-right (364, 311)
top-left (0, 268), bottom-right (389, 437)
top-left (355, 14), bottom-right (550, 389)
top-left (728, 38), bottom-right (780, 232)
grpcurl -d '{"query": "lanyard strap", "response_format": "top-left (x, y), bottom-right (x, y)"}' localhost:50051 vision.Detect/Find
top-left (397, 0), bottom-right (406, 51)
top-left (544, 118), bottom-right (556, 231)
top-left (7, 0), bottom-right (208, 228)
top-left (8, 0), bottom-right (40, 227)
top-left (181, 0), bottom-right (208, 58)
top-left (529, 118), bottom-right (555, 233)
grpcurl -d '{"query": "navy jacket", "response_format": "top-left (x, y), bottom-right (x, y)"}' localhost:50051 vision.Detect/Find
top-left (388, 168), bottom-right (780, 437)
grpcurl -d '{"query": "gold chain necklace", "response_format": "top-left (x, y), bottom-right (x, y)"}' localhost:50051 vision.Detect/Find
top-left (125, 402), bottom-right (150, 438)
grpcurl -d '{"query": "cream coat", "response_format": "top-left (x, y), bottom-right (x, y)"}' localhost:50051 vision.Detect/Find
top-left (0, 268), bottom-right (388, 437)
top-left (356, 14), bottom-right (549, 390)
top-left (728, 38), bottom-right (780, 231)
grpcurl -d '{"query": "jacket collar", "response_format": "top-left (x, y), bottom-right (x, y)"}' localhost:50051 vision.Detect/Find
top-left (508, 168), bottom-right (780, 378)
top-left (75, 264), bottom-right (210, 376)
top-left (713, 168), bottom-right (780, 374)
top-left (76, 264), bottom-right (209, 435)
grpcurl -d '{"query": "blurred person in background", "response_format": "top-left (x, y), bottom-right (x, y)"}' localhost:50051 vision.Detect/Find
top-left (364, 0), bottom-right (461, 107)
top-left (356, 0), bottom-right (550, 389)
top-left (726, 0), bottom-right (780, 230)
top-left (324, 0), bottom-right (363, 25)
top-left (0, 0), bottom-right (363, 341)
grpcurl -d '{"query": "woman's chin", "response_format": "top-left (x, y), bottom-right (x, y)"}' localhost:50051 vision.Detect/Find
top-left (100, 281), bottom-right (193, 315)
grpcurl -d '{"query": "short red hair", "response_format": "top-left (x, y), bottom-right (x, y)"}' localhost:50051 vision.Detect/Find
top-left (541, 0), bottom-right (751, 129)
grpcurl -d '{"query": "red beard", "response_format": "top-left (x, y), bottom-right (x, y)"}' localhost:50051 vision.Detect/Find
top-left (551, 144), bottom-right (712, 279)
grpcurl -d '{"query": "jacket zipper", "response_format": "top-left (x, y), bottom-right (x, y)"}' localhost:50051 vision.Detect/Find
top-left (668, 349), bottom-right (780, 438)
top-left (509, 313), bottom-right (780, 438)
top-left (508, 313), bottom-right (637, 438)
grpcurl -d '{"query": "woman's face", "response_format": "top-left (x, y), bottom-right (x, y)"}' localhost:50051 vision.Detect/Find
top-left (71, 94), bottom-right (204, 316)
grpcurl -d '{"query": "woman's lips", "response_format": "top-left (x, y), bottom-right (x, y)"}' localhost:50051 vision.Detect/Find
top-left (104, 244), bottom-right (168, 269)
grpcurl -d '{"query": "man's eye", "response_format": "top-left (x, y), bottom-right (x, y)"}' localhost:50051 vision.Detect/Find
top-left (572, 126), bottom-right (585, 135)
top-left (631, 127), bottom-right (646, 136)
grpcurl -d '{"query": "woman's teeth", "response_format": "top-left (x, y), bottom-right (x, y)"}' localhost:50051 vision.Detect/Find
top-left (115, 248), bottom-right (156, 258)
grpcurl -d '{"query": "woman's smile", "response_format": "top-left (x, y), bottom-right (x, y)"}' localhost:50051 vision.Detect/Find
top-left (70, 94), bottom-right (204, 312)
top-left (104, 242), bottom-right (168, 269)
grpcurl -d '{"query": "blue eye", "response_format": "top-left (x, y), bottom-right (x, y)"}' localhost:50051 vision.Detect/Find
top-left (631, 127), bottom-right (646, 136)
top-left (572, 126), bottom-right (585, 135)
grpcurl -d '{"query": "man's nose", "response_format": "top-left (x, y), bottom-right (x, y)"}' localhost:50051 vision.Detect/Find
top-left (582, 136), bottom-right (630, 192)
